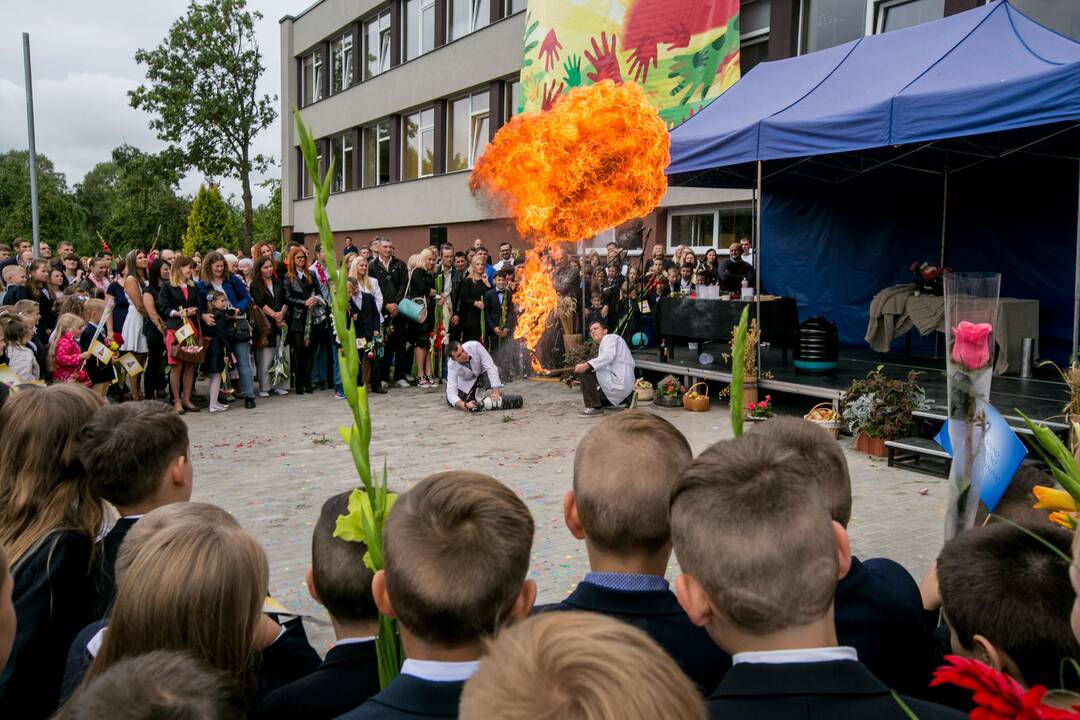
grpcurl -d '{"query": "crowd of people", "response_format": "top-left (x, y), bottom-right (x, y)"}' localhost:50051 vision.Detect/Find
top-left (0, 386), bottom-right (1075, 719)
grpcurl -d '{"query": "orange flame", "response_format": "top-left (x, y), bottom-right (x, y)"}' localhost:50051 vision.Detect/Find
top-left (470, 81), bottom-right (670, 364)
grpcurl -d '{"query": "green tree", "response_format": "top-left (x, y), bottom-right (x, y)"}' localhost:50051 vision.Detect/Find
top-left (182, 184), bottom-right (236, 256)
top-left (252, 177), bottom-right (281, 246)
top-left (130, 0), bottom-right (276, 253)
top-left (0, 150), bottom-right (90, 253)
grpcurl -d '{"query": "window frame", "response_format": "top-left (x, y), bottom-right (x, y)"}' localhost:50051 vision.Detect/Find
top-left (362, 120), bottom-right (392, 188)
top-left (330, 31), bottom-right (354, 95)
top-left (403, 106), bottom-right (436, 180)
top-left (364, 9), bottom-right (392, 80)
top-left (330, 133), bottom-right (355, 193)
top-left (449, 0), bottom-right (491, 41)
top-left (798, 0), bottom-right (867, 55)
top-left (300, 146), bottom-right (321, 199)
top-left (666, 203), bottom-right (755, 253)
top-left (866, 0), bottom-right (944, 34)
top-left (402, 0), bottom-right (437, 62)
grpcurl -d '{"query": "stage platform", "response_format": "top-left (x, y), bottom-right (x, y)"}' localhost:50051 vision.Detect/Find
top-left (631, 344), bottom-right (1071, 430)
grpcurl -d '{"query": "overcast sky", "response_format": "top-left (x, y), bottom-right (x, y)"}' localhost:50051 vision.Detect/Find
top-left (0, 1), bottom-right (299, 206)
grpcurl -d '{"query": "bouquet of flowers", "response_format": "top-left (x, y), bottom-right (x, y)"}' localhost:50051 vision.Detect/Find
top-left (656, 375), bottom-right (685, 399)
top-left (931, 655), bottom-right (1080, 719)
top-left (747, 394), bottom-right (772, 420)
top-left (910, 261), bottom-right (949, 295)
top-left (358, 333), bottom-right (385, 360)
top-left (269, 327), bottom-right (291, 389)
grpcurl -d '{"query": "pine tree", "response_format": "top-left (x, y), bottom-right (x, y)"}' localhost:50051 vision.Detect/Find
top-left (182, 184), bottom-right (236, 256)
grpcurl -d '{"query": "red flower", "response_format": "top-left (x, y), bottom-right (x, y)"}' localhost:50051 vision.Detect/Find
top-left (112, 332), bottom-right (124, 345)
top-left (757, 401), bottom-right (767, 409)
top-left (765, 395), bottom-right (771, 401)
top-left (930, 656), bottom-right (1080, 719)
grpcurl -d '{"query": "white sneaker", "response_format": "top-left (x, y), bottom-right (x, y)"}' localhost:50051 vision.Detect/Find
top-left (257, 391), bottom-right (270, 398)
top-left (209, 404), bottom-right (230, 413)
top-left (273, 388), bottom-right (289, 396)
top-left (395, 379), bottom-right (411, 388)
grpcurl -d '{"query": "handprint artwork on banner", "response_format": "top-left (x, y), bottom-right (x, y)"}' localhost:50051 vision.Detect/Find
top-left (517, 0), bottom-right (741, 128)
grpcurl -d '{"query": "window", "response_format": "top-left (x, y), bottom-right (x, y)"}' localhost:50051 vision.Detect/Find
top-left (449, 0), bottom-right (490, 41)
top-left (362, 120), bottom-right (391, 187)
top-left (403, 107), bottom-right (435, 180)
top-left (300, 146), bottom-right (321, 199)
top-left (801, 0), bottom-right (866, 53)
top-left (300, 51), bottom-right (323, 106)
top-left (869, 0), bottom-right (943, 33)
top-left (447, 91), bottom-right (490, 171)
top-left (507, 78), bottom-right (521, 117)
top-left (741, 0), bottom-right (771, 74)
top-left (1008, 0), bottom-right (1080, 41)
top-left (331, 32), bottom-right (354, 94)
top-left (330, 134), bottom-right (355, 192)
top-left (364, 11), bottom-right (392, 79)
top-left (505, 0), bottom-right (526, 15)
top-left (666, 203), bottom-right (753, 251)
top-left (402, 0), bottom-right (436, 61)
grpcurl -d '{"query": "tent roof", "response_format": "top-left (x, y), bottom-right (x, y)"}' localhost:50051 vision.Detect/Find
top-left (667, 0), bottom-right (1080, 175)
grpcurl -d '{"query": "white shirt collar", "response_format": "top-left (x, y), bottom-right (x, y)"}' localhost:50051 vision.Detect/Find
top-left (334, 636), bottom-right (376, 647)
top-left (732, 646), bottom-right (858, 666)
top-left (400, 659), bottom-right (480, 683)
top-left (87, 627), bottom-right (107, 658)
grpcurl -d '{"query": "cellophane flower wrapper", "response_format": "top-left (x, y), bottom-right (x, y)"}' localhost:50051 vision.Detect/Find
top-left (944, 272), bottom-right (1000, 540)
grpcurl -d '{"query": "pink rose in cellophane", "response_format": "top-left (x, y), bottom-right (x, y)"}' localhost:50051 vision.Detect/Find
top-left (951, 321), bottom-right (992, 371)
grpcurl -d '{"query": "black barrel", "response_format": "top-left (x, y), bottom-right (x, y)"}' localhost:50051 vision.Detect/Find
top-left (794, 316), bottom-right (838, 376)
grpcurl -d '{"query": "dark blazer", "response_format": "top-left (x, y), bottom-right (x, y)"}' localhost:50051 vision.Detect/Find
top-left (1, 284), bottom-right (30, 305)
top-left (0, 531), bottom-right (99, 719)
top-left (349, 293), bottom-right (381, 340)
top-left (336, 673), bottom-right (464, 719)
top-left (256, 640), bottom-right (380, 720)
top-left (61, 616), bottom-right (321, 708)
top-left (836, 556), bottom-right (936, 697)
top-left (157, 282), bottom-right (200, 331)
top-left (707, 660), bottom-right (967, 719)
top-left (483, 287), bottom-right (516, 335)
top-left (92, 517), bottom-right (139, 620)
top-left (369, 257), bottom-right (407, 308)
top-left (283, 273), bottom-right (317, 331)
top-left (540, 582), bottom-right (730, 695)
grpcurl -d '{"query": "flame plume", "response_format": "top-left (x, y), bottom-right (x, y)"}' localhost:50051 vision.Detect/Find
top-left (469, 81), bottom-right (670, 364)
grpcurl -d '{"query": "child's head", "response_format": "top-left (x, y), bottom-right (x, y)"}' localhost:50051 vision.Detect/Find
top-left (308, 492), bottom-right (378, 632)
top-left (0, 545), bottom-right (14, 675)
top-left (680, 264), bottom-right (694, 280)
top-left (78, 401), bottom-right (192, 514)
top-left (1, 266), bottom-right (25, 287)
top-left (459, 612), bottom-right (706, 720)
top-left (938, 523), bottom-right (1079, 691)
top-left (346, 276), bottom-right (359, 294)
top-left (590, 292), bottom-right (603, 308)
top-left (376, 471), bottom-right (535, 650)
top-left (670, 434), bottom-right (848, 649)
top-left (207, 290), bottom-right (227, 310)
top-left (694, 270), bottom-right (709, 286)
top-left (748, 417), bottom-right (851, 526)
top-left (62, 651), bottom-right (243, 720)
top-left (82, 298), bottom-right (106, 325)
top-left (494, 271), bottom-right (509, 290)
top-left (666, 267), bottom-right (678, 283)
top-left (4, 318), bottom-right (28, 346)
top-left (89, 507), bottom-right (268, 690)
top-left (568, 411), bottom-right (692, 562)
top-left (14, 299), bottom-right (39, 328)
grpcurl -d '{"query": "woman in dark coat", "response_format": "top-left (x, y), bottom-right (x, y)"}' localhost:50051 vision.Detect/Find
top-left (250, 255), bottom-right (288, 396)
top-left (282, 246), bottom-right (323, 395)
top-left (406, 248), bottom-right (437, 387)
top-left (454, 255), bottom-right (490, 344)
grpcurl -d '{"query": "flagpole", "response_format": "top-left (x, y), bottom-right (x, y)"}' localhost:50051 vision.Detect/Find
top-left (23, 33), bottom-right (41, 261)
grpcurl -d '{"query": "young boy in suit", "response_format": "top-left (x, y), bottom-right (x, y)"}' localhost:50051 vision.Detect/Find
top-left (256, 492), bottom-right (381, 719)
top-left (544, 411), bottom-right (730, 694)
top-left (751, 417), bottom-right (935, 695)
top-left (77, 401), bottom-right (193, 619)
top-left (936, 523), bottom-right (1080, 704)
top-left (670, 433), bottom-right (964, 719)
top-left (460, 612), bottom-right (706, 720)
top-left (338, 471), bottom-right (536, 719)
top-left (483, 270), bottom-right (516, 380)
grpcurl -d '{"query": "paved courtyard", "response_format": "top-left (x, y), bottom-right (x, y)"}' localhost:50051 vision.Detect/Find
top-left (185, 379), bottom-right (949, 652)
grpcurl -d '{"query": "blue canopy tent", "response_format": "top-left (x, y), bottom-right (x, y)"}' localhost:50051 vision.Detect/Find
top-left (667, 0), bottom-right (1080, 363)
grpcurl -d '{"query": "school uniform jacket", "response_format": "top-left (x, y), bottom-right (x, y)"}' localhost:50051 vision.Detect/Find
top-left (482, 287), bottom-right (516, 336)
top-left (707, 659), bottom-right (966, 719)
top-left (540, 581), bottom-right (731, 695)
top-left (92, 516), bottom-right (140, 620)
top-left (335, 673), bottom-right (465, 719)
top-left (256, 639), bottom-right (380, 720)
top-left (835, 556), bottom-right (936, 697)
top-left (157, 282), bottom-right (201, 331)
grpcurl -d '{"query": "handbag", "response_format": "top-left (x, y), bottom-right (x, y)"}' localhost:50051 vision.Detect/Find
top-left (397, 271), bottom-right (428, 324)
top-left (232, 314), bottom-right (252, 344)
top-left (169, 315), bottom-right (207, 364)
top-left (248, 303), bottom-right (271, 350)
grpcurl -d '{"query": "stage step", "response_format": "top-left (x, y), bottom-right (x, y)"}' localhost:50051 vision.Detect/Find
top-left (885, 437), bottom-right (950, 478)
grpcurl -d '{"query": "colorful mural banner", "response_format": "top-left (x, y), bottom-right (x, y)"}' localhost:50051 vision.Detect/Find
top-left (518, 0), bottom-right (742, 128)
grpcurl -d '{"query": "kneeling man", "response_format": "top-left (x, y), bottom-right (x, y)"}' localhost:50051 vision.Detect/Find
top-left (447, 340), bottom-right (523, 412)
top-left (574, 322), bottom-right (636, 418)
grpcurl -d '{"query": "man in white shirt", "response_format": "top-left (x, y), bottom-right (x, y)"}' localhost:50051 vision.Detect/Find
top-left (492, 242), bottom-right (515, 273)
top-left (573, 321), bottom-right (636, 417)
top-left (446, 340), bottom-right (523, 411)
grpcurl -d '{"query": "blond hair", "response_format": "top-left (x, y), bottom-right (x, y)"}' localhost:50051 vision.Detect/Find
top-left (460, 612), bottom-right (706, 720)
top-left (573, 411), bottom-right (691, 554)
top-left (348, 255), bottom-right (378, 294)
top-left (0, 384), bottom-right (105, 564)
top-left (87, 512), bottom-right (267, 691)
top-left (670, 434), bottom-right (839, 635)
top-left (48, 313), bottom-right (86, 373)
top-left (383, 471), bottom-right (534, 646)
top-left (114, 503), bottom-right (239, 582)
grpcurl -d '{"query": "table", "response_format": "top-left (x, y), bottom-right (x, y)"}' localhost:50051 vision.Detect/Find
top-left (865, 284), bottom-right (1039, 375)
top-left (654, 296), bottom-right (800, 349)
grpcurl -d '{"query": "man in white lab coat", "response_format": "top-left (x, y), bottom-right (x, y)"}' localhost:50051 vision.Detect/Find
top-left (573, 321), bottom-right (637, 417)
top-left (446, 340), bottom-right (523, 412)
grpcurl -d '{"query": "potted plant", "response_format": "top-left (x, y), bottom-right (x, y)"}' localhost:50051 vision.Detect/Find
top-left (746, 394), bottom-right (773, 422)
top-left (841, 366), bottom-right (927, 456)
top-left (655, 375), bottom-right (684, 407)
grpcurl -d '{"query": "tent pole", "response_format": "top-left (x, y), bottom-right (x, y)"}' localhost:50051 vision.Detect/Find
top-left (939, 159), bottom-right (948, 268)
top-left (1073, 154), bottom-right (1080, 362)
top-left (755, 160), bottom-right (763, 375)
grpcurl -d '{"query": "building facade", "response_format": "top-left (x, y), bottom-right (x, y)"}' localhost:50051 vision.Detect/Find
top-left (279, 0), bottom-right (1075, 259)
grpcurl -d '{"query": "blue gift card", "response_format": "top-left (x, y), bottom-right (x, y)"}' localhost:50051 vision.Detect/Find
top-left (934, 402), bottom-right (1028, 513)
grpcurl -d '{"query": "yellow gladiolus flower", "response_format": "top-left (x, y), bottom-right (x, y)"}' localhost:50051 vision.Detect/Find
top-left (1049, 512), bottom-right (1078, 531)
top-left (1032, 486), bottom-right (1078, 512)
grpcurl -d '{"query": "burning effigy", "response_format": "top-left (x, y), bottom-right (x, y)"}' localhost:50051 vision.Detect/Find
top-left (468, 80), bottom-right (670, 368)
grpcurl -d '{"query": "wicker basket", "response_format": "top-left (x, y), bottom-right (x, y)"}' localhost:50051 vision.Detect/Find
top-left (804, 402), bottom-right (842, 440)
top-left (634, 380), bottom-right (655, 403)
top-left (682, 382), bottom-right (711, 412)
